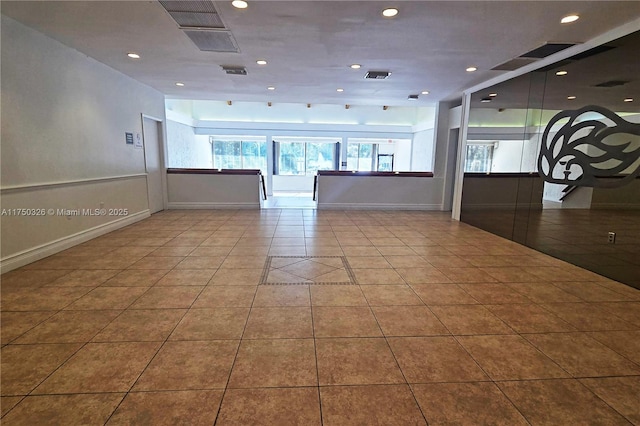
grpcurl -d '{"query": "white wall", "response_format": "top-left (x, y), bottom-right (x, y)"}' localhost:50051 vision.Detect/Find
top-left (394, 139), bottom-right (412, 171)
top-left (166, 120), bottom-right (212, 168)
top-left (412, 129), bottom-right (435, 171)
top-left (1, 16), bottom-right (166, 272)
top-left (167, 99), bottom-right (435, 127)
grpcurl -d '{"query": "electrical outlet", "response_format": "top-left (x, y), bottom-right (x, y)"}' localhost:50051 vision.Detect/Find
top-left (608, 232), bottom-right (616, 244)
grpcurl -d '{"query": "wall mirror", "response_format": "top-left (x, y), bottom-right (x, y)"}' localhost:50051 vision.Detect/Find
top-left (460, 30), bottom-right (640, 288)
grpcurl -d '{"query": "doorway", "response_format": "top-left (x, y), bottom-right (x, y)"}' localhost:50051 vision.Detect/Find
top-left (142, 115), bottom-right (165, 213)
top-left (269, 136), bottom-right (340, 208)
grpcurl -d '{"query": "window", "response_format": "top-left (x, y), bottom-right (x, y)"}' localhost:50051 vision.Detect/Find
top-left (278, 142), bottom-right (306, 175)
top-left (274, 137), bottom-right (338, 175)
top-left (347, 138), bottom-right (413, 172)
top-left (465, 143), bottom-right (494, 172)
top-left (210, 136), bottom-right (267, 173)
top-left (377, 154), bottom-right (394, 171)
top-left (347, 143), bottom-right (374, 171)
top-left (306, 142), bottom-right (336, 174)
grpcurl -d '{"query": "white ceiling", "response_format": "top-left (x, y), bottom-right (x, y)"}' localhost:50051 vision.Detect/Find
top-left (2, 1), bottom-right (640, 107)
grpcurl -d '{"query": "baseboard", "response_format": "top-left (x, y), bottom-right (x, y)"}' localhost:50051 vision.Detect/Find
top-left (0, 210), bottom-right (150, 274)
top-left (167, 202), bottom-right (260, 210)
top-left (591, 203), bottom-right (640, 210)
top-left (461, 203), bottom-right (543, 211)
top-left (317, 203), bottom-right (443, 211)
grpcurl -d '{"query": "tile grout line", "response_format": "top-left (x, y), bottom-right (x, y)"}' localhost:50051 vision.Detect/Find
top-left (103, 217), bottom-right (242, 424)
top-left (360, 270), bottom-right (430, 425)
top-left (212, 210), bottom-right (279, 425)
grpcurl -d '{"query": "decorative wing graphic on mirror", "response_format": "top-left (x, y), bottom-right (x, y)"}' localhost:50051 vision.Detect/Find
top-left (537, 105), bottom-right (640, 188)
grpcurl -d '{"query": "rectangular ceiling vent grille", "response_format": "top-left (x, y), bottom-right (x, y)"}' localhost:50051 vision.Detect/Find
top-left (491, 57), bottom-right (539, 71)
top-left (594, 80), bottom-right (629, 88)
top-left (159, 1), bottom-right (238, 52)
top-left (184, 30), bottom-right (240, 53)
top-left (222, 66), bottom-right (247, 75)
top-left (520, 43), bottom-right (576, 59)
top-left (365, 71), bottom-right (391, 79)
top-left (159, 1), bottom-right (217, 14)
top-left (168, 11), bottom-right (225, 29)
top-left (159, 1), bottom-right (224, 29)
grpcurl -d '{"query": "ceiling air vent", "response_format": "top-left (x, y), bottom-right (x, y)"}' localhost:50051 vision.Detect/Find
top-left (491, 43), bottom-right (577, 72)
top-left (491, 57), bottom-right (539, 71)
top-left (159, 0), bottom-right (240, 52)
top-left (221, 65), bottom-right (247, 75)
top-left (158, 1), bottom-right (225, 29)
top-left (594, 80), bottom-right (629, 88)
top-left (520, 43), bottom-right (576, 59)
top-left (185, 30), bottom-right (239, 53)
top-left (365, 70), bottom-right (391, 79)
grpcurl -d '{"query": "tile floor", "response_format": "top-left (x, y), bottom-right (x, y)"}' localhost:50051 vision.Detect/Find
top-left (1, 209), bottom-right (640, 425)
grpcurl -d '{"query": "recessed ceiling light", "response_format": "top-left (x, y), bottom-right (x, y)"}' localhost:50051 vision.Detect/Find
top-left (382, 8), bottom-right (399, 18)
top-left (556, 70), bottom-right (568, 76)
top-left (489, 93), bottom-right (497, 97)
top-left (350, 64), bottom-right (361, 69)
top-left (421, 91), bottom-right (430, 95)
top-left (256, 59), bottom-right (267, 65)
top-left (267, 86), bottom-right (276, 91)
top-left (624, 98), bottom-right (633, 102)
top-left (480, 97), bottom-right (491, 103)
top-left (336, 88), bottom-right (344, 92)
top-left (567, 95), bottom-right (577, 100)
top-left (561, 14), bottom-right (579, 24)
top-left (232, 0), bottom-right (248, 9)
top-left (127, 52), bottom-right (140, 59)
top-left (175, 82), bottom-right (185, 87)
top-left (466, 66), bottom-right (477, 72)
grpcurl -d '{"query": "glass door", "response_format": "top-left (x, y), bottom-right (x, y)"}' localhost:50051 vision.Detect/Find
top-left (377, 154), bottom-right (394, 172)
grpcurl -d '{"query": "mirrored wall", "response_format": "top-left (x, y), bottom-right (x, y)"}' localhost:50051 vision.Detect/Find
top-left (460, 31), bottom-right (640, 288)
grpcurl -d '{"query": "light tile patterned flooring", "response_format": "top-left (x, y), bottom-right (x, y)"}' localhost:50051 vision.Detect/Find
top-left (1, 209), bottom-right (640, 425)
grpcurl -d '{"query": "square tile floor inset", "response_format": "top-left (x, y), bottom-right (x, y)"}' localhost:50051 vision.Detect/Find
top-left (260, 256), bottom-right (356, 285)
